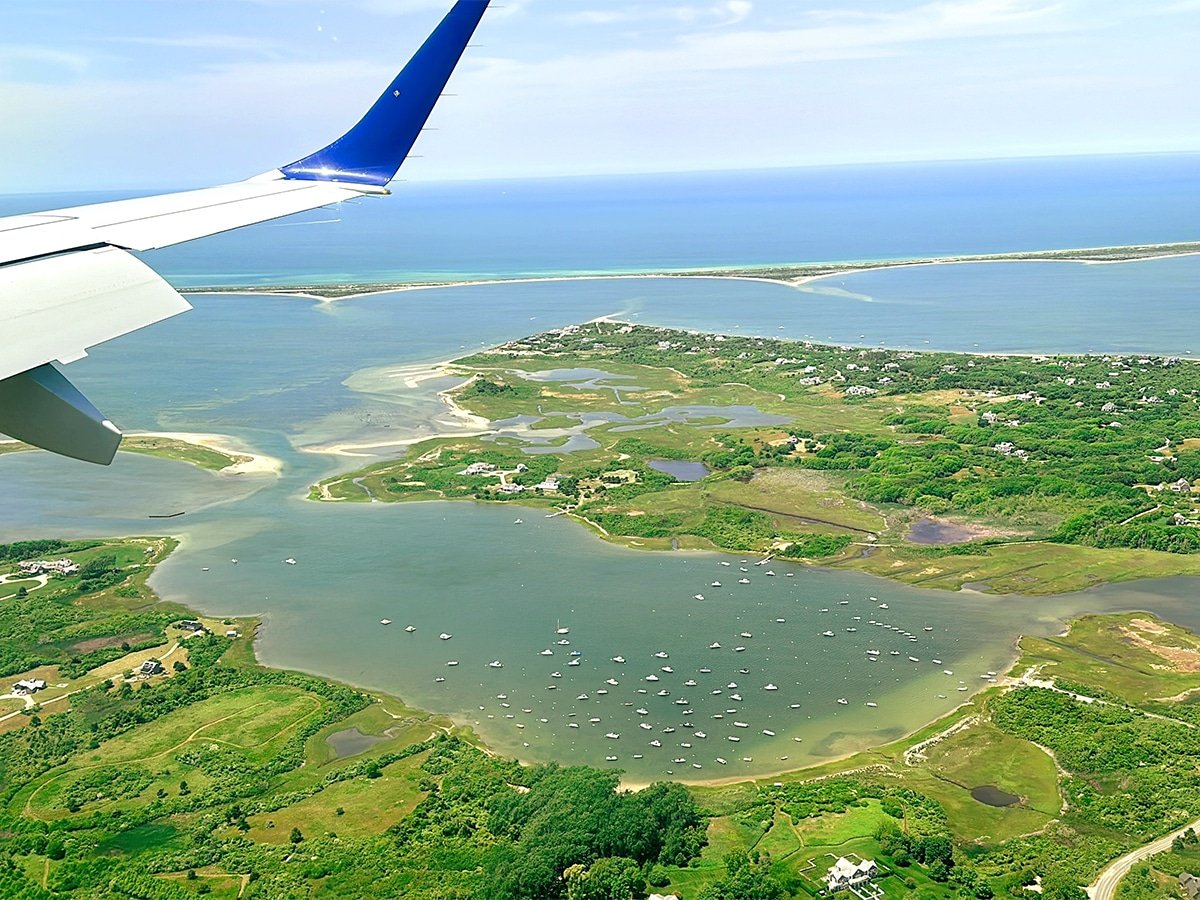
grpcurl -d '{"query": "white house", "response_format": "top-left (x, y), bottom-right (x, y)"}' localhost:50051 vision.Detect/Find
top-left (13, 679), bottom-right (47, 695)
top-left (825, 857), bottom-right (878, 892)
top-left (461, 461), bottom-right (497, 476)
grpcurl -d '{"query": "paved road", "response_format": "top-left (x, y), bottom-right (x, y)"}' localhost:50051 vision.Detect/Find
top-left (1088, 817), bottom-right (1200, 899)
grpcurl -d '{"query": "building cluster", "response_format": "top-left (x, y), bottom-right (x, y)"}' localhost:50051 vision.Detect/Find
top-left (993, 442), bottom-right (1030, 460)
top-left (17, 559), bottom-right (79, 576)
top-left (1181, 872), bottom-right (1199, 900)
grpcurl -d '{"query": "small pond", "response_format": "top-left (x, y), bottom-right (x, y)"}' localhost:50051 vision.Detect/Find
top-left (971, 785), bottom-right (1021, 807)
top-left (908, 518), bottom-right (983, 546)
top-left (648, 459), bottom-right (711, 482)
top-left (325, 727), bottom-right (389, 759)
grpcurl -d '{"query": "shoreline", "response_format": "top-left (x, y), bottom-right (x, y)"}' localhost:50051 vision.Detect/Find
top-left (127, 431), bottom-right (283, 476)
top-left (178, 240), bottom-right (1200, 302)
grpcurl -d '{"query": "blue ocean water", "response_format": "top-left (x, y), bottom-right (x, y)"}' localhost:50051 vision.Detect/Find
top-left (3, 153), bottom-right (1198, 286)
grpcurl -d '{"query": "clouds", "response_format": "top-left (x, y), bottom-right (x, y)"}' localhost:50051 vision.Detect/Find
top-left (563, 2), bottom-right (754, 28)
top-left (0, 0), bottom-right (1196, 191)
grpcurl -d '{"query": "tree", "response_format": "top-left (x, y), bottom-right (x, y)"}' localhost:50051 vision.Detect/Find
top-left (289, 827), bottom-right (303, 844)
top-left (565, 857), bottom-right (645, 900)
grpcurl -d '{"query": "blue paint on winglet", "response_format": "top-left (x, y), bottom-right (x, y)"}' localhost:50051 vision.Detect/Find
top-left (281, 0), bottom-right (489, 187)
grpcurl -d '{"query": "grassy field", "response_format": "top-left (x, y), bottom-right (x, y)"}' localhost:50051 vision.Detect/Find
top-left (1016, 613), bottom-right (1200, 703)
top-left (121, 435), bottom-right (243, 471)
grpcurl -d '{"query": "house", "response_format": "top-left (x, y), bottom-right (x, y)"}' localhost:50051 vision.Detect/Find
top-left (1181, 873), bottom-right (1199, 900)
top-left (13, 679), bottom-right (46, 695)
top-left (18, 559), bottom-right (80, 576)
top-left (498, 483), bottom-right (525, 494)
top-left (1170, 478), bottom-right (1192, 493)
top-left (461, 462), bottom-right (497, 476)
top-left (535, 476), bottom-right (562, 492)
top-left (178, 620), bottom-right (207, 634)
top-left (225, 629), bottom-right (240, 639)
top-left (138, 659), bottom-right (164, 676)
top-left (825, 856), bottom-right (878, 892)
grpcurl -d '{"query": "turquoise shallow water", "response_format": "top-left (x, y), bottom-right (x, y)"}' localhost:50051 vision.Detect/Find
top-left (2, 256), bottom-right (1200, 780)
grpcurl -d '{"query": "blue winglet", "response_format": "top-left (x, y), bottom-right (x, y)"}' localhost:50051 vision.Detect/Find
top-left (281, 0), bottom-right (490, 187)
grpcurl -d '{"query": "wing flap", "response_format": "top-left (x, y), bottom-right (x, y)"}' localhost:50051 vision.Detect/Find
top-left (0, 246), bottom-right (191, 382)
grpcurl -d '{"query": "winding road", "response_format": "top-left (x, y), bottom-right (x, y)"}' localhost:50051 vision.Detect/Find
top-left (1088, 817), bottom-right (1200, 899)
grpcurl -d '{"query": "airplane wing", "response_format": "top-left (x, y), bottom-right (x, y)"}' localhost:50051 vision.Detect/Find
top-left (0, 0), bottom-right (490, 465)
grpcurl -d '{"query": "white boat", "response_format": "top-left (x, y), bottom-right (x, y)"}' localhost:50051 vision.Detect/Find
top-left (765, 571), bottom-right (775, 577)
top-left (435, 676), bottom-right (445, 683)
top-left (654, 651), bottom-right (669, 659)
top-left (764, 684), bottom-right (778, 691)
top-left (878, 603), bottom-right (889, 609)
top-left (567, 658), bottom-right (580, 666)
top-left (577, 693), bottom-right (589, 700)
top-left (693, 594), bottom-right (705, 601)
top-left (556, 626), bottom-right (569, 634)
top-left (846, 627), bottom-right (857, 633)
top-left (284, 558), bottom-right (296, 565)
top-left (943, 669), bottom-right (954, 676)
top-left (932, 659), bottom-right (942, 664)
top-left (699, 667), bottom-right (712, 673)
top-left (762, 729), bottom-right (775, 736)
top-left (836, 698), bottom-right (848, 705)
top-left (605, 678), bottom-right (619, 686)
top-left (727, 681), bottom-right (738, 689)
top-left (489, 660), bottom-right (503, 668)
top-left (866, 702), bottom-right (878, 708)
top-left (514, 518), bottom-right (523, 525)
top-left (439, 633), bottom-right (452, 641)
top-left (684, 679), bottom-right (697, 686)
top-left (793, 737), bottom-right (803, 742)
top-left (649, 740), bottom-right (662, 747)
top-left (639, 722), bottom-right (653, 730)
top-left (446, 660), bottom-right (459, 667)
top-left (727, 736), bottom-right (741, 742)
top-left (556, 639), bottom-right (570, 645)
top-left (657, 689), bottom-right (670, 697)
top-left (839, 600), bottom-right (850, 605)
top-left (730, 694), bottom-right (743, 701)
top-left (738, 578), bottom-right (750, 584)
top-left (716, 757), bottom-right (728, 764)
top-left (734, 721), bottom-right (749, 728)
top-left (540, 649), bottom-right (554, 656)
top-left (605, 755), bottom-right (618, 762)
top-left (673, 757), bottom-right (686, 764)
top-left (661, 666), bottom-right (674, 673)
top-left (822, 631), bottom-right (835, 637)
top-left (909, 656), bottom-right (920, 663)
top-left (720, 561), bottom-right (730, 566)
top-left (405, 625), bottom-right (416, 633)
top-left (568, 722), bottom-right (579, 729)
top-left (775, 618), bottom-right (786, 623)
top-left (734, 646), bottom-right (746, 653)
top-left (636, 707), bottom-right (649, 715)
top-left (711, 581), bottom-right (722, 587)
top-left (633, 754), bottom-right (643, 759)
top-left (596, 689), bottom-right (608, 695)
top-left (739, 632), bottom-right (752, 639)
top-left (709, 642), bottom-right (722, 649)
top-left (612, 656), bottom-right (625, 663)
top-left (695, 731), bottom-right (707, 738)
top-left (924, 627), bottom-right (934, 632)
top-left (605, 732), bottom-right (620, 739)
top-left (550, 672), bottom-right (562, 678)
top-left (675, 698), bottom-right (688, 705)
top-left (380, 619), bottom-right (392, 626)
top-left (589, 717), bottom-right (601, 723)
top-left (645, 674), bottom-right (660, 682)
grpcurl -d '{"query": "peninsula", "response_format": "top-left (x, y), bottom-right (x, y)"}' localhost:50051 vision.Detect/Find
top-left (314, 321), bottom-right (1200, 594)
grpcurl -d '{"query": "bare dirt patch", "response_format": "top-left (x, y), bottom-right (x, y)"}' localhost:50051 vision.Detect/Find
top-left (1121, 626), bottom-right (1200, 673)
top-left (70, 633), bottom-right (159, 655)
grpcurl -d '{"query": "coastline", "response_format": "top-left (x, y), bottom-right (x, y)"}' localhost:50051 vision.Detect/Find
top-left (178, 240), bottom-right (1200, 302)
top-left (127, 431), bottom-right (283, 476)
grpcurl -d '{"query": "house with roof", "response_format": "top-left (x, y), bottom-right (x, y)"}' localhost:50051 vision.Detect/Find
top-left (13, 679), bottom-right (46, 695)
top-left (825, 856), bottom-right (878, 892)
top-left (138, 659), bottom-right (164, 677)
top-left (1181, 872), bottom-right (1199, 900)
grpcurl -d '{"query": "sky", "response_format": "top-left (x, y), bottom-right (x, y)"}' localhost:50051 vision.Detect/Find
top-left (1, 0), bottom-right (1198, 192)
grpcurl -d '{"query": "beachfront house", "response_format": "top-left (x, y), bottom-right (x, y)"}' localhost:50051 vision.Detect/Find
top-left (535, 476), bottom-right (562, 492)
top-left (13, 679), bottom-right (46, 695)
top-left (825, 857), bottom-right (878, 892)
top-left (18, 559), bottom-right (80, 576)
